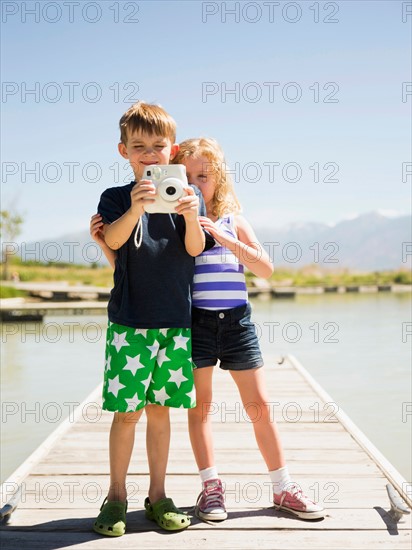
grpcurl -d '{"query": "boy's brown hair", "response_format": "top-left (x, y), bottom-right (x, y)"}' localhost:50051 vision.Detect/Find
top-left (119, 101), bottom-right (177, 145)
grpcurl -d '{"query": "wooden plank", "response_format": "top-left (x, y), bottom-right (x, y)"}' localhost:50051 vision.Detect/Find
top-left (1, 474), bottom-right (391, 509)
top-left (1, 529), bottom-right (411, 550)
top-left (0, 300), bottom-right (108, 311)
top-left (62, 413), bottom-right (348, 432)
top-left (33, 447), bottom-right (373, 464)
top-left (54, 430), bottom-right (359, 450)
top-left (6, 506), bottom-right (412, 531)
top-left (288, 355), bottom-right (412, 506)
top-left (32, 450), bottom-right (383, 477)
top-left (73, 406), bottom-right (341, 425)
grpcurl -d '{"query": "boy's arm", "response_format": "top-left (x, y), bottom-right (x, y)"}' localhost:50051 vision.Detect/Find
top-left (103, 210), bottom-right (139, 251)
top-left (101, 180), bottom-right (156, 250)
top-left (100, 240), bottom-right (117, 269)
top-left (175, 186), bottom-right (205, 256)
top-left (184, 219), bottom-right (205, 257)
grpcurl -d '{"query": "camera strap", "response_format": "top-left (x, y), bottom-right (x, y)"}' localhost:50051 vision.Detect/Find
top-left (134, 217), bottom-right (143, 249)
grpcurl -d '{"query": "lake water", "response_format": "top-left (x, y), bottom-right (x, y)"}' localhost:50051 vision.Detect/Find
top-left (1, 292), bottom-right (411, 484)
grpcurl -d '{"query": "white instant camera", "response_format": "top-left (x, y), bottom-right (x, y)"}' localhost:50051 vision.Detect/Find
top-left (143, 164), bottom-right (188, 214)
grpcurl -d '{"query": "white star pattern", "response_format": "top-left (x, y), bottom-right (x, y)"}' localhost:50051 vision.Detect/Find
top-left (140, 373), bottom-right (153, 393)
top-left (173, 334), bottom-right (189, 350)
top-left (111, 331), bottom-right (129, 353)
top-left (167, 367), bottom-right (188, 389)
top-left (147, 343), bottom-right (159, 359)
top-left (153, 386), bottom-right (171, 405)
top-left (156, 348), bottom-right (170, 367)
top-left (104, 356), bottom-right (111, 373)
top-left (187, 387), bottom-right (196, 405)
top-left (103, 325), bottom-right (195, 411)
top-left (123, 354), bottom-right (146, 375)
top-left (125, 394), bottom-right (142, 411)
top-left (107, 375), bottom-right (125, 398)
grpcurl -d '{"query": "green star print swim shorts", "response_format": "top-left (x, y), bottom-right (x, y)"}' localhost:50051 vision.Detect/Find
top-left (102, 322), bottom-right (196, 412)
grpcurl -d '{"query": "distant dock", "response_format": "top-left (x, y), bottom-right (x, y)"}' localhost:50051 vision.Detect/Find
top-left (1, 355), bottom-right (410, 549)
top-left (1, 281), bottom-right (410, 321)
top-left (4, 281), bottom-right (412, 302)
top-left (247, 281), bottom-right (412, 298)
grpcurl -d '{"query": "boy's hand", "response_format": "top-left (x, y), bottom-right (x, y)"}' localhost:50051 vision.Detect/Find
top-left (90, 213), bottom-right (106, 247)
top-left (175, 187), bottom-right (200, 222)
top-left (129, 179), bottom-right (156, 218)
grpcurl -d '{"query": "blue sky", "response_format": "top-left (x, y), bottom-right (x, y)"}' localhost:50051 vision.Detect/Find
top-left (1, 0), bottom-right (411, 242)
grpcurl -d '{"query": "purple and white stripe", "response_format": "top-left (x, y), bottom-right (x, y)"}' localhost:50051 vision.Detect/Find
top-left (192, 215), bottom-right (248, 310)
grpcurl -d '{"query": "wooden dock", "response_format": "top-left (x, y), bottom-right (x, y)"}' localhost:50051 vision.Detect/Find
top-left (3, 280), bottom-right (411, 304)
top-left (1, 281), bottom-right (411, 321)
top-left (1, 355), bottom-right (411, 549)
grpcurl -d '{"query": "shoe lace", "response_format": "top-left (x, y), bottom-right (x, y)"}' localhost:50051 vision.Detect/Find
top-left (276, 483), bottom-right (302, 509)
top-left (200, 480), bottom-right (224, 509)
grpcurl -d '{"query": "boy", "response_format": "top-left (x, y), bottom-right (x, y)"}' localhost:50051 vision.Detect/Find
top-left (93, 102), bottom-right (212, 536)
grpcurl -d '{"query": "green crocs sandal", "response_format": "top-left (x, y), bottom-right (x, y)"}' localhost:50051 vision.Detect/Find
top-left (93, 497), bottom-right (128, 537)
top-left (144, 497), bottom-right (191, 531)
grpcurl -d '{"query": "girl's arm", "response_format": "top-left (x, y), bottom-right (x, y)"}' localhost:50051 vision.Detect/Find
top-left (198, 215), bottom-right (273, 279)
top-left (90, 214), bottom-right (117, 269)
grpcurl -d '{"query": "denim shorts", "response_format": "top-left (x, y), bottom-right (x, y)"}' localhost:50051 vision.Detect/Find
top-left (191, 302), bottom-right (264, 371)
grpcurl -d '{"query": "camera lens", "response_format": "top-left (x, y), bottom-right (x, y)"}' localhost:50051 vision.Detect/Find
top-left (158, 177), bottom-right (183, 202)
top-left (147, 171), bottom-right (151, 177)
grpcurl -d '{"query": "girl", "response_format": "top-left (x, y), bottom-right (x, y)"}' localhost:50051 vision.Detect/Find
top-left (90, 137), bottom-right (324, 522)
top-left (173, 138), bottom-right (324, 522)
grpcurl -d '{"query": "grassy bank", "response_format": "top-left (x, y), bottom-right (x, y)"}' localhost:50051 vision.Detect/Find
top-left (1, 258), bottom-right (411, 287)
top-left (264, 267), bottom-right (412, 286)
top-left (0, 286), bottom-right (28, 299)
top-left (2, 259), bottom-right (114, 287)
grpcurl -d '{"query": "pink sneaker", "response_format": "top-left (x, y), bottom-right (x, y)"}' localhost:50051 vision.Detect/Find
top-left (195, 478), bottom-right (228, 521)
top-left (274, 483), bottom-right (325, 520)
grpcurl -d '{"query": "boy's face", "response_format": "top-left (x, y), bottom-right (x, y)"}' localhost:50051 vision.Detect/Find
top-left (118, 131), bottom-right (179, 181)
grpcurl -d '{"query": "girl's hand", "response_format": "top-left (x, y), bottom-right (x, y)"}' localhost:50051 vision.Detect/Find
top-left (90, 213), bottom-right (106, 247)
top-left (198, 216), bottom-right (228, 244)
top-left (175, 187), bottom-right (200, 222)
top-left (90, 213), bottom-right (118, 269)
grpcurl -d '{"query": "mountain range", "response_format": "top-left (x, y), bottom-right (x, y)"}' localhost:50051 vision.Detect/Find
top-left (254, 212), bottom-right (411, 271)
top-left (19, 212), bottom-right (412, 271)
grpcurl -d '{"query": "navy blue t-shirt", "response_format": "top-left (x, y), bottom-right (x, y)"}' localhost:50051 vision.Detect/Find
top-left (98, 182), bottom-right (213, 329)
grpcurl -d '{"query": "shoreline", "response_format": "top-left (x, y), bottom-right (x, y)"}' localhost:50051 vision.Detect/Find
top-left (248, 282), bottom-right (412, 297)
top-left (1, 283), bottom-right (411, 322)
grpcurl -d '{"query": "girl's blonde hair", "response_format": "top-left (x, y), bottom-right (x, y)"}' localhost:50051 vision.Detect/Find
top-left (173, 137), bottom-right (242, 218)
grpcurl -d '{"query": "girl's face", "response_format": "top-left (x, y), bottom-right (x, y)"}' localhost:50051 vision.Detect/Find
top-left (183, 155), bottom-right (217, 208)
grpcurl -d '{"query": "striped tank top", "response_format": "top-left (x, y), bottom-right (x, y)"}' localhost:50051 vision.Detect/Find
top-left (192, 214), bottom-right (248, 310)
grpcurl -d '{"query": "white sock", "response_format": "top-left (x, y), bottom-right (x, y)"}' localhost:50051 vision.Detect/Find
top-left (269, 465), bottom-right (291, 495)
top-left (200, 466), bottom-right (219, 484)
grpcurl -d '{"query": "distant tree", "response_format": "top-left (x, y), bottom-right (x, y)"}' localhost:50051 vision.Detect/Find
top-left (0, 209), bottom-right (24, 280)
